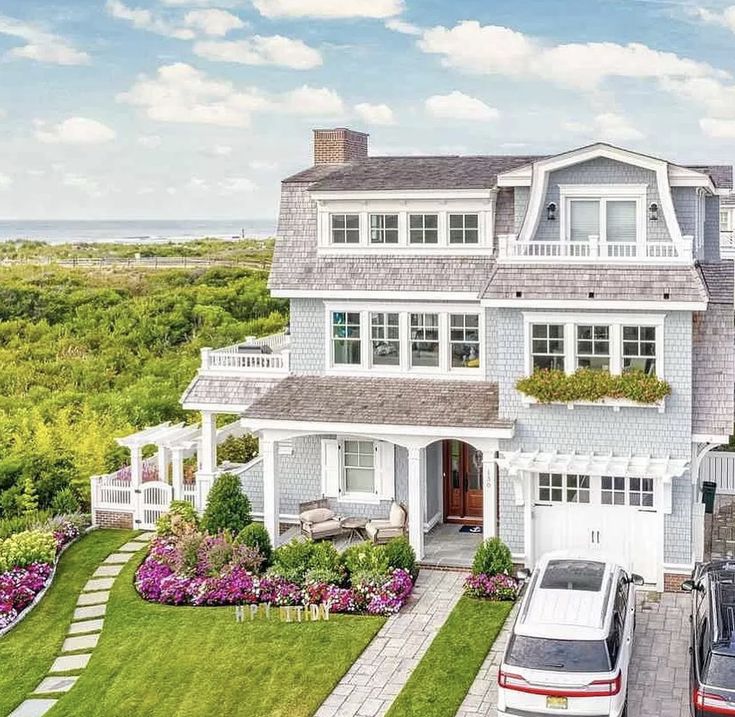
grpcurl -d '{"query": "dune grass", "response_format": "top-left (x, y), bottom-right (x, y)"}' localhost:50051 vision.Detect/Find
top-left (386, 596), bottom-right (513, 717)
top-left (0, 529), bottom-right (136, 716)
top-left (48, 550), bottom-right (385, 717)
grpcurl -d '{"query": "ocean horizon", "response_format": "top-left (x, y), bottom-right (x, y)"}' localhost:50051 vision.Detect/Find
top-left (0, 219), bottom-right (276, 245)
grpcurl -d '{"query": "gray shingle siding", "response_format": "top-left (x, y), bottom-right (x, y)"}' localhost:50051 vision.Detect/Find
top-left (514, 187), bottom-right (529, 233)
top-left (499, 472), bottom-right (524, 554)
top-left (290, 298), bottom-right (324, 373)
top-left (672, 187), bottom-right (696, 236)
top-left (704, 195), bottom-right (722, 261)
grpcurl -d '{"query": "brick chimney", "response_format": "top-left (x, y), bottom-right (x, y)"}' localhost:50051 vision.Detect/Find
top-left (313, 127), bottom-right (369, 164)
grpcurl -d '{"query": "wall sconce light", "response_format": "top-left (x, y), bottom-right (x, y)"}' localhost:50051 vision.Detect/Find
top-left (546, 202), bottom-right (557, 221)
top-left (648, 202), bottom-right (659, 221)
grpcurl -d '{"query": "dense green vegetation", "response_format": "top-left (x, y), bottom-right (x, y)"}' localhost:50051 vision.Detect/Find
top-left (48, 550), bottom-right (385, 717)
top-left (386, 597), bottom-right (513, 717)
top-left (0, 255), bottom-right (285, 515)
top-left (0, 529), bottom-right (135, 716)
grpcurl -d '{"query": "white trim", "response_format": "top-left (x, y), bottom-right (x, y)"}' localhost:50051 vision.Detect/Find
top-left (482, 299), bottom-right (707, 310)
top-left (182, 401), bottom-right (253, 412)
top-left (424, 510), bottom-right (442, 532)
top-left (272, 290), bottom-right (481, 301)
top-left (251, 510), bottom-right (299, 524)
top-left (692, 433), bottom-right (730, 444)
top-left (316, 246), bottom-right (492, 257)
top-left (663, 561), bottom-right (695, 573)
top-left (311, 189), bottom-right (495, 201)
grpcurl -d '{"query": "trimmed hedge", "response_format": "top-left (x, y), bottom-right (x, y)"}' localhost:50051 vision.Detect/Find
top-left (516, 368), bottom-right (670, 405)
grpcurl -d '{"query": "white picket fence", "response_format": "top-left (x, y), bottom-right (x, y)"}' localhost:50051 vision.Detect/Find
top-left (701, 450), bottom-right (735, 495)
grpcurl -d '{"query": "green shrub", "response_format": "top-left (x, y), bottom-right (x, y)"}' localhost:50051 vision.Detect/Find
top-left (270, 538), bottom-right (316, 584)
top-left (342, 542), bottom-right (389, 582)
top-left (217, 434), bottom-right (259, 464)
top-left (50, 487), bottom-right (80, 516)
top-left (472, 537), bottom-right (513, 576)
top-left (0, 511), bottom-right (53, 540)
top-left (201, 474), bottom-right (252, 535)
top-left (237, 523), bottom-right (273, 566)
top-left (156, 500), bottom-right (200, 537)
top-left (516, 368), bottom-right (670, 405)
top-left (0, 529), bottom-right (56, 572)
top-left (304, 566), bottom-right (345, 585)
top-left (383, 536), bottom-right (417, 577)
top-left (21, 476), bottom-right (38, 515)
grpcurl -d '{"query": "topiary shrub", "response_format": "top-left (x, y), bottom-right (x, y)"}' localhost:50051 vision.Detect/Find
top-left (237, 523), bottom-right (273, 567)
top-left (201, 473), bottom-right (252, 535)
top-left (383, 536), bottom-right (417, 579)
top-left (270, 538), bottom-right (316, 584)
top-left (156, 500), bottom-right (200, 537)
top-left (472, 537), bottom-right (513, 577)
top-left (50, 487), bottom-right (80, 516)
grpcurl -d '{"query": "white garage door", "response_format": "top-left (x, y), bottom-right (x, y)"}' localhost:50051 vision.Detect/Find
top-left (533, 473), bottom-right (659, 584)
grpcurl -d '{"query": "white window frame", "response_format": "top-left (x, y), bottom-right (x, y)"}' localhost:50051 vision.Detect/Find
top-left (324, 302), bottom-right (484, 379)
top-left (523, 312), bottom-right (665, 379)
top-left (575, 324), bottom-right (612, 371)
top-left (341, 438), bottom-right (376, 499)
top-left (559, 184), bottom-right (647, 252)
top-left (369, 213), bottom-right (400, 244)
top-left (330, 213), bottom-right (361, 244)
top-left (370, 311), bottom-right (401, 369)
top-left (530, 323), bottom-right (566, 372)
top-left (448, 213), bottom-right (480, 244)
top-left (330, 310), bottom-right (362, 366)
top-left (536, 473), bottom-right (591, 504)
top-left (409, 213), bottom-right (440, 244)
top-left (721, 208), bottom-right (732, 232)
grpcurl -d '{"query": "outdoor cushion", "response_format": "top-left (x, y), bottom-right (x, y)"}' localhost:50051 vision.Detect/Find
top-left (300, 508), bottom-right (334, 524)
top-left (365, 523), bottom-right (403, 541)
top-left (389, 502), bottom-right (405, 527)
top-left (310, 519), bottom-right (342, 536)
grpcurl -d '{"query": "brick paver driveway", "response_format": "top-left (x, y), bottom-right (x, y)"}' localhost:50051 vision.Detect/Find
top-left (457, 590), bottom-right (692, 716)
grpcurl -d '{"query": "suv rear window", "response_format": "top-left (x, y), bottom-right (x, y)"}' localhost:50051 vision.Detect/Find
top-left (506, 635), bottom-right (611, 672)
top-left (705, 653), bottom-right (735, 689)
top-left (539, 560), bottom-right (606, 591)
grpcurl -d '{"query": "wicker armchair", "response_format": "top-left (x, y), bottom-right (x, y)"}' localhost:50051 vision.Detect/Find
top-left (298, 499), bottom-right (343, 540)
top-left (365, 502), bottom-right (407, 544)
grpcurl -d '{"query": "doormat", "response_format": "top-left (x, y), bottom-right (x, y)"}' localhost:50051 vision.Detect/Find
top-left (459, 525), bottom-right (482, 534)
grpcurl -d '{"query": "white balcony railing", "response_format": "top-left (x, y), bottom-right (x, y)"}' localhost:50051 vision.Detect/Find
top-left (498, 234), bottom-right (693, 263)
top-left (200, 332), bottom-right (291, 376)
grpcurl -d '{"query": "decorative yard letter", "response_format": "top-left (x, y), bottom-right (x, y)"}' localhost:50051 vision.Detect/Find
top-left (321, 604), bottom-right (330, 621)
top-left (250, 604), bottom-right (259, 621)
top-left (235, 605), bottom-right (244, 623)
top-left (261, 602), bottom-right (271, 620)
top-left (310, 604), bottom-right (320, 621)
top-left (295, 606), bottom-right (303, 623)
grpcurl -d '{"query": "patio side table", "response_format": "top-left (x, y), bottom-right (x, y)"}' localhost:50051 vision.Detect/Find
top-left (341, 517), bottom-right (368, 545)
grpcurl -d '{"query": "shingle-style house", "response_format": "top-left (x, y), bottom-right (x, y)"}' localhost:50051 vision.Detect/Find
top-left (182, 128), bottom-right (735, 592)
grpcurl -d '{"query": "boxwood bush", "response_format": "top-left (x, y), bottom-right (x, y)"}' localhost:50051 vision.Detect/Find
top-left (471, 537), bottom-right (513, 577)
top-left (201, 474), bottom-right (252, 535)
top-left (236, 523), bottom-right (273, 567)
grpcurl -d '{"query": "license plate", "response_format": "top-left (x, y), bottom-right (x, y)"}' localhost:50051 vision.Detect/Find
top-left (546, 696), bottom-right (568, 710)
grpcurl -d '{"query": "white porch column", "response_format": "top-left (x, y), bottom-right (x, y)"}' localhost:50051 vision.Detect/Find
top-left (408, 446), bottom-right (425, 560)
top-left (157, 445), bottom-right (170, 484)
top-left (483, 460), bottom-right (498, 541)
top-left (197, 411), bottom-right (217, 511)
top-left (523, 471), bottom-right (534, 568)
top-left (262, 437), bottom-right (279, 547)
top-left (171, 448), bottom-right (184, 500)
top-left (129, 446), bottom-right (143, 527)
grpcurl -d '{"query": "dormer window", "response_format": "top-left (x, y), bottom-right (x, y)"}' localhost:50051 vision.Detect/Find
top-left (409, 214), bottom-right (439, 244)
top-left (449, 213), bottom-right (479, 244)
top-left (369, 213), bottom-right (399, 244)
top-left (568, 199), bottom-right (637, 244)
top-left (331, 214), bottom-right (360, 244)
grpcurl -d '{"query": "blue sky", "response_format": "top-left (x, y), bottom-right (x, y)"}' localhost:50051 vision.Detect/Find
top-left (2, 0), bottom-right (735, 220)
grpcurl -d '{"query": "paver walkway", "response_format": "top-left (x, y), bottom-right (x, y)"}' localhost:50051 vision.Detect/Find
top-left (315, 569), bottom-right (464, 717)
top-left (456, 590), bottom-right (690, 717)
top-left (8, 532), bottom-right (153, 717)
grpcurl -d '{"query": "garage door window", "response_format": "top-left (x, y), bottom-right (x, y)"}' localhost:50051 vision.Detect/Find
top-left (628, 477), bottom-right (654, 507)
top-left (566, 474), bottom-right (591, 503)
top-left (538, 473), bottom-right (590, 503)
top-left (538, 473), bottom-right (563, 502)
top-left (601, 476), bottom-right (626, 505)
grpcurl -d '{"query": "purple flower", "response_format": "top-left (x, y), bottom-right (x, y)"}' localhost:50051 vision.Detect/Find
top-left (0, 562), bottom-right (53, 629)
top-left (463, 572), bottom-right (520, 601)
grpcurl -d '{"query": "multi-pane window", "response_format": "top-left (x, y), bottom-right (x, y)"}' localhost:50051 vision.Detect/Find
top-left (576, 325), bottom-right (610, 371)
top-left (343, 440), bottom-right (375, 494)
top-left (622, 326), bottom-right (657, 375)
top-left (568, 198), bottom-right (638, 243)
top-left (538, 473), bottom-right (563, 502)
top-left (628, 477), bottom-right (654, 507)
top-left (531, 324), bottom-right (565, 371)
top-left (601, 476), bottom-right (626, 505)
top-left (369, 214), bottom-right (399, 244)
top-left (570, 200), bottom-right (600, 242)
top-left (721, 210), bottom-right (731, 232)
top-left (449, 314), bottom-right (480, 368)
top-left (449, 213), bottom-right (479, 244)
top-left (370, 312), bottom-right (400, 366)
top-left (331, 214), bottom-right (360, 244)
top-left (566, 474), bottom-right (591, 503)
top-left (410, 313), bottom-right (440, 367)
top-left (331, 311), bottom-right (361, 365)
top-left (409, 214), bottom-right (439, 244)
top-left (606, 200), bottom-right (637, 243)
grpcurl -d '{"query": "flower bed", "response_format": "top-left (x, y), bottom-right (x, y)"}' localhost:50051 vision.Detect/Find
top-left (0, 515), bottom-right (89, 632)
top-left (463, 536), bottom-right (521, 602)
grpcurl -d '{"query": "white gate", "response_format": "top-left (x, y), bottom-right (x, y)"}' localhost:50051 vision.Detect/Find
top-left (701, 451), bottom-right (735, 495)
top-left (140, 481), bottom-right (173, 530)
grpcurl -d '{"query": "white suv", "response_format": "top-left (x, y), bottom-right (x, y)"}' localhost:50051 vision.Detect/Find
top-left (497, 551), bottom-right (642, 717)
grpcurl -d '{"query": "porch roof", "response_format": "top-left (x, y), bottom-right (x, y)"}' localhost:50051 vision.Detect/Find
top-left (498, 450), bottom-right (689, 480)
top-left (243, 375), bottom-right (513, 431)
top-left (181, 375), bottom-right (282, 411)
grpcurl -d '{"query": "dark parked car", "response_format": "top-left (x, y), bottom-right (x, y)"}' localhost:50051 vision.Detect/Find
top-left (683, 561), bottom-right (735, 715)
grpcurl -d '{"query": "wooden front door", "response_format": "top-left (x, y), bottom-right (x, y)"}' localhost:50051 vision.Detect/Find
top-left (442, 440), bottom-right (483, 522)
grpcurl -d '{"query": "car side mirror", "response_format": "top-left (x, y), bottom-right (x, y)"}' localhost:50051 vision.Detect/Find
top-left (517, 568), bottom-right (531, 581)
top-left (629, 573), bottom-right (645, 587)
top-left (681, 579), bottom-right (697, 593)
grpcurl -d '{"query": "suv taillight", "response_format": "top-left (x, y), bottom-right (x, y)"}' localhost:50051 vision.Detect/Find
top-left (498, 670), bottom-right (621, 697)
top-left (694, 687), bottom-right (735, 714)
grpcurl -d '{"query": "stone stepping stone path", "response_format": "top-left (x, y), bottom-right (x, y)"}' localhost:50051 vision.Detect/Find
top-left (9, 533), bottom-right (153, 717)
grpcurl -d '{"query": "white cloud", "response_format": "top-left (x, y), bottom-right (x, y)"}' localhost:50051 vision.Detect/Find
top-left (106, 0), bottom-right (194, 39)
top-left (219, 177), bottom-right (257, 193)
top-left (694, 6), bottom-right (735, 34)
top-left (186, 177), bottom-right (209, 191)
top-left (279, 85), bottom-right (345, 116)
top-left (118, 63), bottom-right (269, 128)
top-left (35, 117), bottom-right (117, 144)
top-left (660, 76), bottom-right (735, 118)
top-left (161, 0), bottom-right (242, 5)
top-left (184, 9), bottom-right (244, 37)
top-left (0, 173), bottom-right (12, 190)
top-left (700, 117), bottom-right (735, 138)
top-left (193, 35), bottom-right (322, 69)
top-left (138, 135), bottom-right (162, 149)
top-left (249, 159), bottom-right (278, 170)
top-left (211, 144), bottom-right (233, 156)
top-left (0, 14), bottom-right (89, 65)
top-left (425, 91), bottom-right (499, 121)
top-left (593, 113), bottom-right (644, 142)
top-left (418, 20), bottom-right (726, 91)
top-left (252, 0), bottom-right (403, 18)
top-left (62, 173), bottom-right (104, 197)
top-left (354, 102), bottom-right (394, 125)
top-left (385, 18), bottom-right (421, 35)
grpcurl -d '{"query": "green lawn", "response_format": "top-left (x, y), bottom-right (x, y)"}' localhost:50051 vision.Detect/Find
top-left (386, 596), bottom-right (513, 717)
top-left (0, 529), bottom-right (136, 716)
top-left (48, 551), bottom-right (386, 717)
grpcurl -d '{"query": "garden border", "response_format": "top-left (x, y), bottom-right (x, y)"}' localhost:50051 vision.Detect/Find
top-left (0, 525), bottom-right (96, 639)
